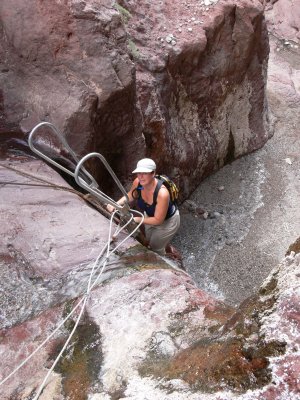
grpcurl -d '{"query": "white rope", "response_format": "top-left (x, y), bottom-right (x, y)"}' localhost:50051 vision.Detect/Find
top-left (33, 296), bottom-right (89, 400)
top-left (0, 299), bottom-right (84, 386)
top-left (0, 209), bottom-right (145, 399)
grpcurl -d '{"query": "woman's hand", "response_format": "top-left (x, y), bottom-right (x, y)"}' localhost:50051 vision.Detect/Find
top-left (106, 204), bottom-right (116, 213)
top-left (134, 216), bottom-right (143, 224)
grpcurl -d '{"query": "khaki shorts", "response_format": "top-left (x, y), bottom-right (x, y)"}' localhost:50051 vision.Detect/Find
top-left (144, 210), bottom-right (180, 255)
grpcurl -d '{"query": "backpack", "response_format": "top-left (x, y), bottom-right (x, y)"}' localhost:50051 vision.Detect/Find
top-left (155, 174), bottom-right (179, 204)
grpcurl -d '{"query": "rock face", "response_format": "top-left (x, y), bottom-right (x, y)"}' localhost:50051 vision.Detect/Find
top-left (0, 0), bottom-right (142, 186)
top-left (0, 0), bottom-right (270, 198)
top-left (1, 158), bottom-right (299, 399)
top-left (0, 158), bottom-right (136, 330)
top-left (122, 0), bottom-right (271, 197)
top-left (120, 250), bottom-right (300, 400)
top-left (3, 1), bottom-right (296, 399)
top-left (0, 157), bottom-right (234, 399)
top-left (266, 0), bottom-right (300, 42)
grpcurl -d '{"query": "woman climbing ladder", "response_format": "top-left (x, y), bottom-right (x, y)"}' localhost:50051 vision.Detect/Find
top-left (106, 158), bottom-right (180, 255)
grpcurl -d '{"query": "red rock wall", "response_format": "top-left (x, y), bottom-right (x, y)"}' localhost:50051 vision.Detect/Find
top-left (0, 0), bottom-right (270, 198)
top-left (0, 0), bottom-right (141, 186)
top-left (123, 0), bottom-right (270, 196)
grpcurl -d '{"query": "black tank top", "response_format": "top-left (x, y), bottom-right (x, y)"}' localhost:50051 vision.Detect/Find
top-left (135, 180), bottom-right (176, 220)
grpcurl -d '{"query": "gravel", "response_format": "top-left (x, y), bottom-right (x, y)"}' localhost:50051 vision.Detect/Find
top-left (173, 34), bottom-right (300, 306)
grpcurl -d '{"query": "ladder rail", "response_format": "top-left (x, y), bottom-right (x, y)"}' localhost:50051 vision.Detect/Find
top-left (28, 122), bottom-right (131, 216)
top-left (75, 152), bottom-right (130, 215)
top-left (28, 122), bottom-right (97, 187)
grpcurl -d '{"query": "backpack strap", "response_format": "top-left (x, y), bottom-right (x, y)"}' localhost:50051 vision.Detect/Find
top-left (133, 179), bottom-right (164, 204)
top-left (153, 179), bottom-right (164, 205)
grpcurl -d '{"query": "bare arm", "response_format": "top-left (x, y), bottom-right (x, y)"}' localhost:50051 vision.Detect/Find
top-left (106, 177), bottom-right (139, 212)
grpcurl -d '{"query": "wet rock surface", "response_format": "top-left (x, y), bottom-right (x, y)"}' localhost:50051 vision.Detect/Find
top-left (3, 238), bottom-right (298, 400)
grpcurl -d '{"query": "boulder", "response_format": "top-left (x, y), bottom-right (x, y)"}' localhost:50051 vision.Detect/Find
top-left (120, 251), bottom-right (300, 400)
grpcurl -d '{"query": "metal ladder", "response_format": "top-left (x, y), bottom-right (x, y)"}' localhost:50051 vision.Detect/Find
top-left (28, 122), bottom-right (132, 219)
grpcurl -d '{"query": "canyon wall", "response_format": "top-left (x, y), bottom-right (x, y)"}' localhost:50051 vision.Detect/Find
top-left (0, 0), bottom-right (270, 198)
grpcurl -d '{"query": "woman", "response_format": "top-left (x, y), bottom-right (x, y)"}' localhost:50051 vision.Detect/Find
top-left (106, 158), bottom-right (180, 255)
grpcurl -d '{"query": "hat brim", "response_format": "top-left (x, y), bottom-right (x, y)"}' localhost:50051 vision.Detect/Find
top-left (132, 167), bottom-right (154, 173)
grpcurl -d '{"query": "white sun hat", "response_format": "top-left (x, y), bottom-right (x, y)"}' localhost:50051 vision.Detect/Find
top-left (132, 158), bottom-right (156, 173)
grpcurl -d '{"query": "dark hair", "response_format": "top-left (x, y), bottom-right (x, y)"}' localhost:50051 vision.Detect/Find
top-left (132, 188), bottom-right (140, 200)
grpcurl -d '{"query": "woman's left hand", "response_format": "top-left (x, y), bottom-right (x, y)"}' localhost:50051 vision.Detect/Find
top-left (134, 216), bottom-right (143, 224)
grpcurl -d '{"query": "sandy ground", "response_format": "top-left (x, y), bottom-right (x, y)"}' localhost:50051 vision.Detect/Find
top-left (174, 33), bottom-right (300, 306)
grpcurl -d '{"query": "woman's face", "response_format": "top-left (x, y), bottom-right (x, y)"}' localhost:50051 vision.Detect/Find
top-left (137, 172), bottom-right (155, 186)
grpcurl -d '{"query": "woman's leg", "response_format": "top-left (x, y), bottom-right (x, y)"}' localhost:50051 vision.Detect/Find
top-left (144, 211), bottom-right (180, 255)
